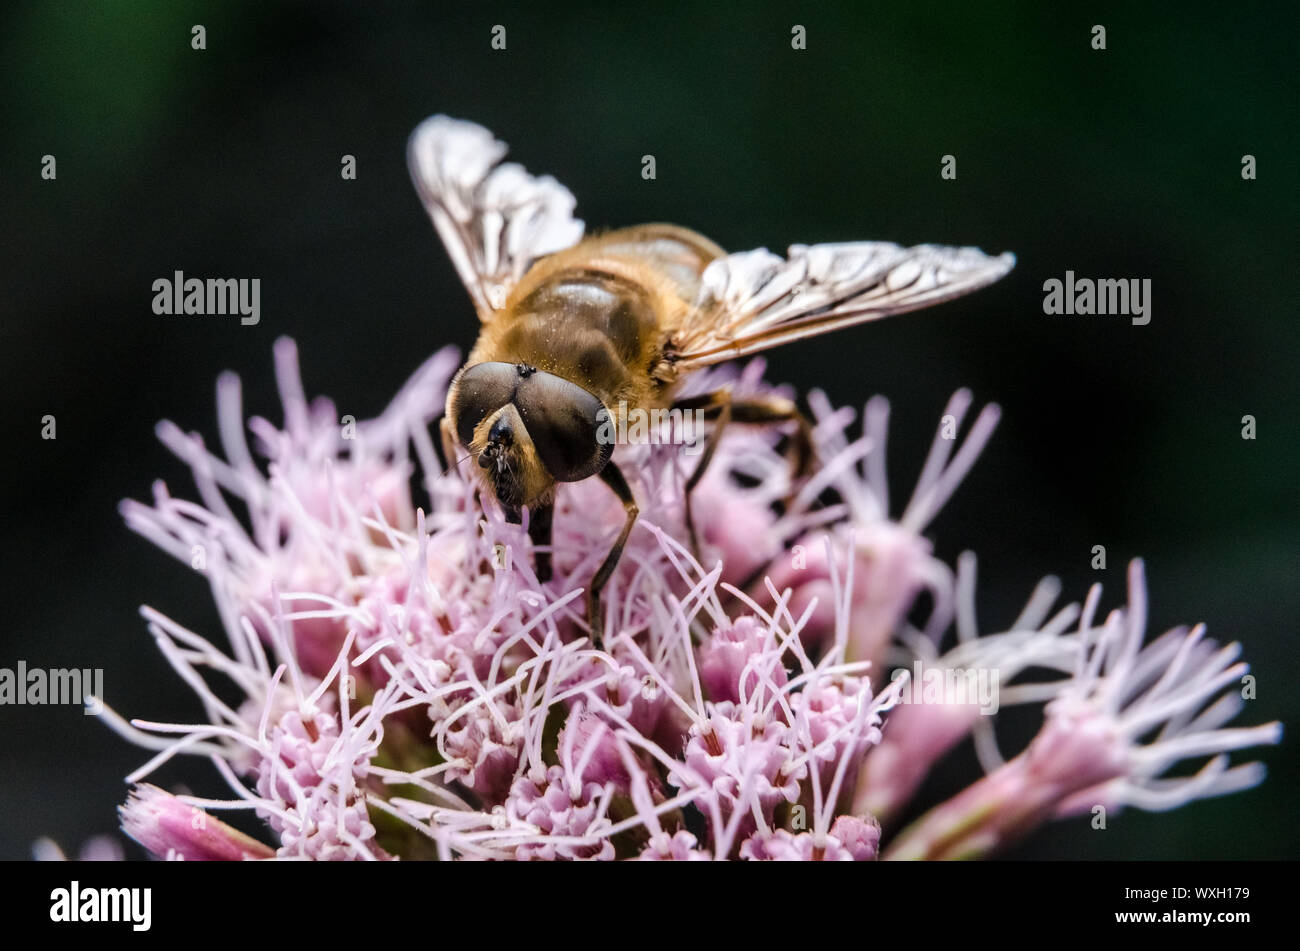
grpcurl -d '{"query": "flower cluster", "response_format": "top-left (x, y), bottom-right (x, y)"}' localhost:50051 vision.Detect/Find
top-left (96, 338), bottom-right (1279, 860)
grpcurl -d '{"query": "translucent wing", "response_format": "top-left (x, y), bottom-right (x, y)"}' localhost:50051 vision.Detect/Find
top-left (407, 115), bottom-right (586, 319)
top-left (669, 241), bottom-right (1015, 370)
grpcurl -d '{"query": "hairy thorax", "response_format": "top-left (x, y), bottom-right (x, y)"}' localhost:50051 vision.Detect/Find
top-left (469, 265), bottom-right (677, 412)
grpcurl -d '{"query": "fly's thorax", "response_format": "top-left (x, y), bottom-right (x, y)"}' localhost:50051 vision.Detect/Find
top-left (487, 264), bottom-right (668, 397)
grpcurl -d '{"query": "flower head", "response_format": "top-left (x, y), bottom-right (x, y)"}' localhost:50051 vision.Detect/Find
top-left (95, 338), bottom-right (1279, 861)
top-left (884, 561), bottom-right (1282, 860)
top-left (119, 785), bottom-right (274, 861)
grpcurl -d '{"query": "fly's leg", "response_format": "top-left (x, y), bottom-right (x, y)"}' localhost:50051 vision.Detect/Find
top-left (678, 393), bottom-right (732, 557)
top-left (588, 462), bottom-right (639, 648)
top-left (672, 389), bottom-right (816, 560)
top-left (527, 503), bottom-right (554, 583)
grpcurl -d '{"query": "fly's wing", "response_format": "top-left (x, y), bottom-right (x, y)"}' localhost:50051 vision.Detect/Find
top-left (407, 116), bottom-right (586, 319)
top-left (584, 224), bottom-right (725, 305)
top-left (668, 241), bottom-right (1015, 370)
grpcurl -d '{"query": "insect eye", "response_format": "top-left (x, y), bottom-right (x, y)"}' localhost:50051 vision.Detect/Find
top-left (513, 372), bottom-right (613, 482)
top-left (449, 362), bottom-right (518, 446)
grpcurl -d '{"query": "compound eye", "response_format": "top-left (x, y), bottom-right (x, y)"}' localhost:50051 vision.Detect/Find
top-left (449, 362), bottom-right (518, 446)
top-left (513, 372), bottom-right (613, 482)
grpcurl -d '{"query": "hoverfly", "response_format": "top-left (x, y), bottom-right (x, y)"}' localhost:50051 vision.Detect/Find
top-left (408, 116), bottom-right (1014, 642)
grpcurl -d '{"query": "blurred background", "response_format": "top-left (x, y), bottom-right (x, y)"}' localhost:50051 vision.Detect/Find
top-left (1, 0), bottom-right (1295, 860)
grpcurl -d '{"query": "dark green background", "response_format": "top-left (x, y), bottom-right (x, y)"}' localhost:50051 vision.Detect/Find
top-left (1, 1), bottom-right (1295, 860)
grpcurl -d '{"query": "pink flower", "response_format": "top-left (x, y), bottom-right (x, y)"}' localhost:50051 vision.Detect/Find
top-left (93, 339), bottom-right (1279, 861)
top-left (854, 553), bottom-right (1081, 823)
top-left (885, 562), bottom-right (1282, 860)
top-left (698, 615), bottom-right (789, 704)
top-left (740, 827), bottom-right (857, 861)
top-left (120, 785), bottom-right (274, 861)
top-left (671, 701), bottom-right (803, 828)
top-left (505, 766), bottom-right (615, 861)
top-left (829, 814), bottom-right (882, 860)
top-left (555, 704), bottom-right (632, 791)
top-left (638, 830), bottom-right (712, 861)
